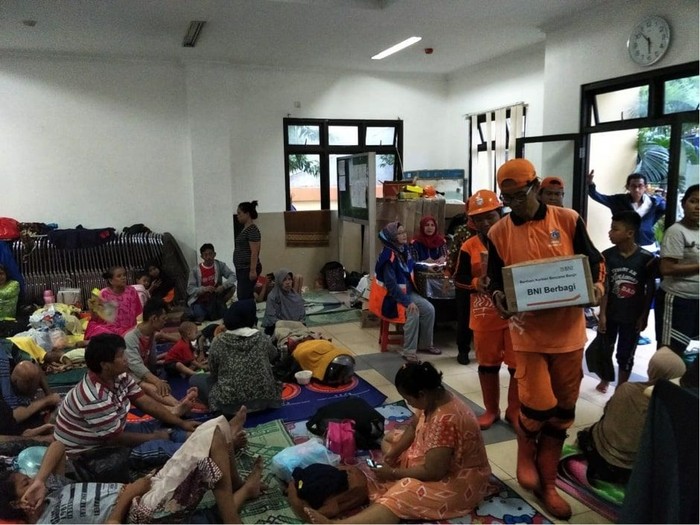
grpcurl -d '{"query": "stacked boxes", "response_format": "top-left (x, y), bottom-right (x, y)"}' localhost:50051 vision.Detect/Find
top-left (376, 196), bottom-right (446, 239)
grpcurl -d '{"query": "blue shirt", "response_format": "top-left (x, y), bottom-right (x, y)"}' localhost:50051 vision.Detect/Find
top-left (588, 184), bottom-right (665, 246)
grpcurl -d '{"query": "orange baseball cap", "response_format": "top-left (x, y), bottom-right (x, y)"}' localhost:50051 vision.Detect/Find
top-left (496, 159), bottom-right (537, 191)
top-left (541, 176), bottom-right (565, 190)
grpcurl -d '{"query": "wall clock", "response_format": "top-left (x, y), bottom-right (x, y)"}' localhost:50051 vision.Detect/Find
top-left (628, 16), bottom-right (671, 66)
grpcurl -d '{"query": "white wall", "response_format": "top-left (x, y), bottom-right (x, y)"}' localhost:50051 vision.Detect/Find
top-left (184, 65), bottom-right (449, 262)
top-left (0, 56), bottom-right (448, 269)
top-left (445, 42), bottom-right (546, 183)
top-left (543, 0), bottom-right (699, 134)
top-left (0, 56), bottom-right (195, 254)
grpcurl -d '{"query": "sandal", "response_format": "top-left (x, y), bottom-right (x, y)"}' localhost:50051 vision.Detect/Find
top-left (401, 352), bottom-right (419, 363)
top-left (418, 346), bottom-right (442, 355)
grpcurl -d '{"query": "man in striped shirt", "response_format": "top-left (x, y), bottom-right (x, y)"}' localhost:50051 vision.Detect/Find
top-left (54, 333), bottom-right (198, 465)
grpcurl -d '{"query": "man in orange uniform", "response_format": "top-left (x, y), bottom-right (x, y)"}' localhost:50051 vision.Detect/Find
top-left (538, 176), bottom-right (565, 207)
top-left (487, 159), bottom-right (605, 519)
top-left (454, 190), bottom-right (518, 430)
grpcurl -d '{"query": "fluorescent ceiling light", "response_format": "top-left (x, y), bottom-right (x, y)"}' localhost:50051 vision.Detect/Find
top-left (372, 36), bottom-right (422, 60)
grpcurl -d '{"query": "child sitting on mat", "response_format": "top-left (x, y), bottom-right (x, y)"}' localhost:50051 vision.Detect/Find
top-left (160, 321), bottom-right (208, 378)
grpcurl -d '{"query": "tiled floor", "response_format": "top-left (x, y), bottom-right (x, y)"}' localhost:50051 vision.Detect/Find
top-left (310, 310), bottom-right (660, 524)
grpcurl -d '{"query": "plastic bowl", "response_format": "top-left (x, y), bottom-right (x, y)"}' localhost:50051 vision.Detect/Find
top-left (295, 370), bottom-right (313, 385)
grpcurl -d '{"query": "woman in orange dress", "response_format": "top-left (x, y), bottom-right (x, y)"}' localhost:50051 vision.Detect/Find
top-left (306, 361), bottom-right (495, 523)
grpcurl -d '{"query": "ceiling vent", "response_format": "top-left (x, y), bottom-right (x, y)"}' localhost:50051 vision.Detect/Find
top-left (183, 21), bottom-right (206, 48)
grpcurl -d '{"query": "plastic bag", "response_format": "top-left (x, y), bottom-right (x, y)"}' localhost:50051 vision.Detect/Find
top-left (48, 328), bottom-right (68, 350)
top-left (271, 438), bottom-right (340, 482)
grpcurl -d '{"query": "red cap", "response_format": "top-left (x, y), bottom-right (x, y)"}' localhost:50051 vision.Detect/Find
top-left (497, 159), bottom-right (537, 191)
top-left (541, 176), bottom-right (565, 190)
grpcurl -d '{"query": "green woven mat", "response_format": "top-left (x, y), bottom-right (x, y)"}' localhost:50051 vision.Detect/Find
top-left (47, 367), bottom-right (87, 387)
top-left (197, 418), bottom-right (302, 524)
top-left (255, 290), bottom-right (361, 327)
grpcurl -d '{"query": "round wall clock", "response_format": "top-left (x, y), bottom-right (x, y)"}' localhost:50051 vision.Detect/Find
top-left (628, 16), bottom-right (671, 66)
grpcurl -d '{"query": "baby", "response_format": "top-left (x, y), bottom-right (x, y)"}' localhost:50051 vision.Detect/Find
top-left (131, 270), bottom-right (151, 308)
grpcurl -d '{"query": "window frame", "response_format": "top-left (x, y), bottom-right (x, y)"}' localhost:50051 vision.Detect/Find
top-left (283, 118), bottom-right (403, 210)
top-left (579, 60), bottom-right (699, 226)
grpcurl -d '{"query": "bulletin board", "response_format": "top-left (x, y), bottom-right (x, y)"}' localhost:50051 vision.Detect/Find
top-left (337, 153), bottom-right (376, 223)
top-left (336, 153), bottom-right (376, 273)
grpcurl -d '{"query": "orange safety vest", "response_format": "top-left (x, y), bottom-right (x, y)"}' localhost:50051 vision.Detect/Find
top-left (368, 250), bottom-right (413, 323)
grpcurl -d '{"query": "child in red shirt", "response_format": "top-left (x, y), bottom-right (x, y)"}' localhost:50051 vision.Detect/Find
top-left (161, 321), bottom-right (207, 377)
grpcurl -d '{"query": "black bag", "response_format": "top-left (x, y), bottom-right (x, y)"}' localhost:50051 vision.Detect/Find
top-left (306, 398), bottom-right (384, 449)
top-left (71, 446), bottom-right (132, 483)
top-left (321, 261), bottom-right (347, 291)
top-left (345, 271), bottom-right (364, 289)
top-left (585, 333), bottom-right (615, 382)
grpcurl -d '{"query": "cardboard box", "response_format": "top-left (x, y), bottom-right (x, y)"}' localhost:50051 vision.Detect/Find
top-left (502, 254), bottom-right (595, 312)
top-left (376, 198), bottom-right (420, 237)
top-left (420, 196), bottom-right (446, 233)
top-left (381, 181), bottom-right (405, 199)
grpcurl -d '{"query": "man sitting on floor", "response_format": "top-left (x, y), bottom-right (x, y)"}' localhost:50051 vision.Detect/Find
top-left (53, 333), bottom-right (199, 478)
top-left (0, 395), bottom-right (54, 457)
top-left (124, 297), bottom-right (198, 413)
top-left (0, 342), bottom-right (61, 433)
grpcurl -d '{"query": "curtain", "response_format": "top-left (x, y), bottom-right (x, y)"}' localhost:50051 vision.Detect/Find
top-left (467, 103), bottom-right (526, 194)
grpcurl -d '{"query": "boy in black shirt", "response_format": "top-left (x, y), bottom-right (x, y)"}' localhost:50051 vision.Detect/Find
top-left (597, 211), bottom-right (656, 392)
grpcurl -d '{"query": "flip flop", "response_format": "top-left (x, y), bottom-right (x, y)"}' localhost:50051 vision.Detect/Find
top-left (418, 346), bottom-right (442, 355)
top-left (401, 352), bottom-right (419, 363)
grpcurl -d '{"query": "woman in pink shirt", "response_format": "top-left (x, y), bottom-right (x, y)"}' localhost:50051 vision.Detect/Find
top-left (85, 266), bottom-right (143, 339)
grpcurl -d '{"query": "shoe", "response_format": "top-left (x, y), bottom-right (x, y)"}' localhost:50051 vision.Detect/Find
top-left (457, 352), bottom-right (470, 365)
top-left (418, 346), bottom-right (442, 355)
top-left (401, 352), bottom-right (419, 363)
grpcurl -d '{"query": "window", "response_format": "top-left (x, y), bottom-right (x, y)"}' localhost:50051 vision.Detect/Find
top-left (284, 118), bottom-right (403, 211)
top-left (593, 86), bottom-right (649, 123)
top-left (584, 64), bottom-right (698, 128)
top-left (581, 61), bottom-right (699, 235)
top-left (664, 75), bottom-right (699, 115)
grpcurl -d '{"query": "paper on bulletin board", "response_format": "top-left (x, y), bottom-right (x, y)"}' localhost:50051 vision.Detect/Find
top-left (350, 163), bottom-right (368, 208)
top-left (339, 175), bottom-right (347, 191)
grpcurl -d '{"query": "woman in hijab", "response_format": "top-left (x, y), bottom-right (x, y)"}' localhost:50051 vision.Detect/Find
top-left (261, 268), bottom-right (306, 335)
top-left (577, 346), bottom-right (686, 484)
top-left (368, 222), bottom-right (439, 362)
top-left (411, 215), bottom-right (448, 264)
top-left (189, 299), bottom-right (282, 416)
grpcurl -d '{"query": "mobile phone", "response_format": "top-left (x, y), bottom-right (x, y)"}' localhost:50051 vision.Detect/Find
top-left (365, 458), bottom-right (382, 468)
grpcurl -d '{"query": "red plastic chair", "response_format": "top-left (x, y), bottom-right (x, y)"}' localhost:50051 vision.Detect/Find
top-left (379, 319), bottom-right (404, 352)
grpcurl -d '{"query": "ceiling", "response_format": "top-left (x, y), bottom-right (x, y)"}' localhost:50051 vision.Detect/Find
top-left (0, 0), bottom-right (608, 75)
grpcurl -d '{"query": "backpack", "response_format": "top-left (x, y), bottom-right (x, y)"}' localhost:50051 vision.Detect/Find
top-left (307, 398), bottom-right (384, 449)
top-left (320, 261), bottom-right (347, 291)
top-left (325, 419), bottom-right (356, 462)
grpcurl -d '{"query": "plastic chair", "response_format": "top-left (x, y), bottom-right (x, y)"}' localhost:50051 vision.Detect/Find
top-left (379, 319), bottom-right (404, 352)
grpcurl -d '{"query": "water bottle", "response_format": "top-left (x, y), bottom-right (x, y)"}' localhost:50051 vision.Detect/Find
top-left (43, 290), bottom-right (55, 305)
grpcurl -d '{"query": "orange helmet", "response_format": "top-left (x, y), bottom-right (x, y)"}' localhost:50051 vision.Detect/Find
top-left (423, 185), bottom-right (437, 197)
top-left (467, 190), bottom-right (502, 216)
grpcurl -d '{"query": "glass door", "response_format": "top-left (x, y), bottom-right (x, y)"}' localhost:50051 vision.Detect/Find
top-left (515, 134), bottom-right (583, 212)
